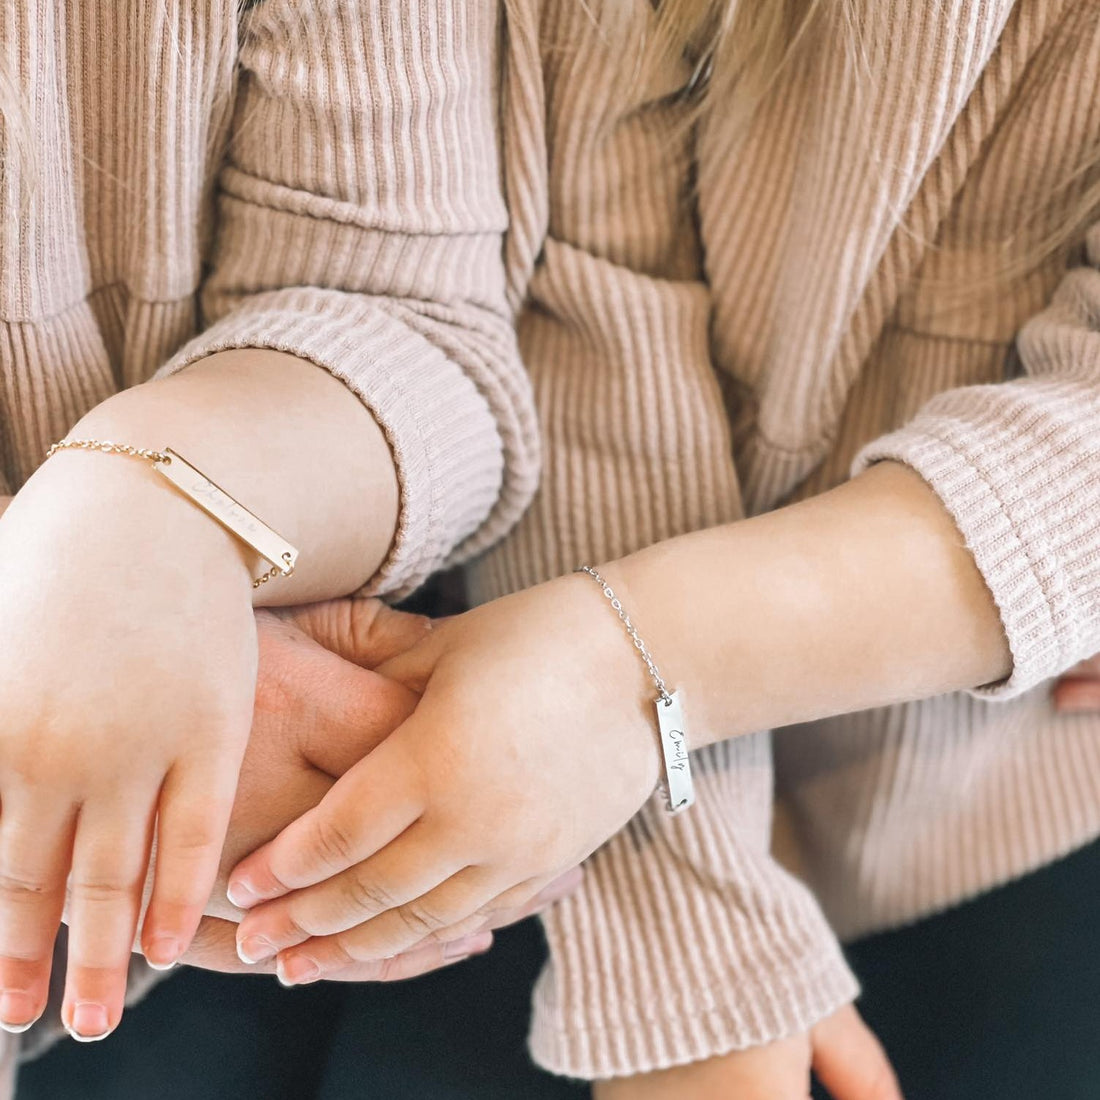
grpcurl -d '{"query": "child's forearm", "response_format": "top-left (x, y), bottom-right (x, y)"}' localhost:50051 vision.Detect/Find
top-left (607, 461), bottom-right (1013, 745)
top-left (55, 350), bottom-right (399, 604)
top-left (218, 464), bottom-right (1010, 984)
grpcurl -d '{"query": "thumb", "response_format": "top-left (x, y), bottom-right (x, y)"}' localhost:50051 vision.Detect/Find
top-left (375, 616), bottom-right (451, 695)
top-left (811, 1005), bottom-right (902, 1100)
top-left (294, 657), bottom-right (419, 778)
top-left (255, 611), bottom-right (419, 776)
top-left (281, 598), bottom-right (433, 669)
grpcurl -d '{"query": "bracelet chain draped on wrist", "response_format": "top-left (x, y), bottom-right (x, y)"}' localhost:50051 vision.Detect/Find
top-left (45, 438), bottom-right (299, 590)
top-left (576, 565), bottom-right (695, 813)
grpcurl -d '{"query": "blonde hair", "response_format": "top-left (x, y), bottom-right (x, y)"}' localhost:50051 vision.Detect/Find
top-left (650, 0), bottom-right (1100, 282)
top-left (652, 0), bottom-right (832, 105)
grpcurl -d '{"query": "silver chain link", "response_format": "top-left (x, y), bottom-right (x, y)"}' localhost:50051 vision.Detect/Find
top-left (576, 566), bottom-right (672, 705)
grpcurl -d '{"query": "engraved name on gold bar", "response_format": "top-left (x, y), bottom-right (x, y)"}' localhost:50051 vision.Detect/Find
top-left (156, 449), bottom-right (298, 575)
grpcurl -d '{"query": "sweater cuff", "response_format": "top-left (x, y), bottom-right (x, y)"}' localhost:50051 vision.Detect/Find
top-left (851, 376), bottom-right (1100, 698)
top-left (157, 288), bottom-right (506, 599)
top-left (529, 737), bottom-right (858, 1080)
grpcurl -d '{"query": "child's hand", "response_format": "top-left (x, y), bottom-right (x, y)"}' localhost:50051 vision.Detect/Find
top-left (227, 574), bottom-right (661, 980)
top-left (0, 454), bottom-right (259, 1038)
top-left (591, 1006), bottom-right (900, 1100)
top-left (178, 604), bottom-right (581, 982)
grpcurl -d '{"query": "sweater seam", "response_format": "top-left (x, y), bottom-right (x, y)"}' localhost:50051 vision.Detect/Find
top-left (219, 179), bottom-right (507, 240)
top-left (887, 322), bottom-right (1011, 348)
top-left (0, 283), bottom-right (197, 325)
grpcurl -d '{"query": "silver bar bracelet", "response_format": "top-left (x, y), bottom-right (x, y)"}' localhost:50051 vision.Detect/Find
top-left (576, 566), bottom-right (695, 814)
top-left (654, 689), bottom-right (694, 812)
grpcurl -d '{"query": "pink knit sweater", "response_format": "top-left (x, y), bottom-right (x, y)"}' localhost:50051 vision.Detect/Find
top-left (3, 0), bottom-right (1100, 1087)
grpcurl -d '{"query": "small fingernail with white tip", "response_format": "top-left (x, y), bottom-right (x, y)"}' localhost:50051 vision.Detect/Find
top-left (66, 1002), bottom-right (112, 1042)
top-left (144, 935), bottom-right (181, 971)
top-left (226, 879), bottom-right (264, 909)
top-left (237, 935), bottom-right (276, 965)
top-left (0, 991), bottom-right (40, 1033)
top-left (276, 956), bottom-right (321, 987)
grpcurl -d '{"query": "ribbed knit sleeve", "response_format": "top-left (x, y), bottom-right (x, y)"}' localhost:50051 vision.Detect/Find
top-left (530, 740), bottom-right (859, 1079)
top-left (853, 223), bottom-right (1100, 698)
top-left (482, 4), bottom-right (858, 1079)
top-left (156, 0), bottom-right (538, 598)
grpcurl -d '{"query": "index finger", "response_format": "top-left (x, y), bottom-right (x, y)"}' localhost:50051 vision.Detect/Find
top-left (226, 737), bottom-right (423, 909)
top-left (255, 616), bottom-right (418, 777)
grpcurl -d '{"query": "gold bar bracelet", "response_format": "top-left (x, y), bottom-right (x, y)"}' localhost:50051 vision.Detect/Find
top-left (45, 439), bottom-right (299, 589)
top-left (155, 449), bottom-right (298, 585)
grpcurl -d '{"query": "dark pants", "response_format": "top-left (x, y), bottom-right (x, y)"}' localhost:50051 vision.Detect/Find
top-left (16, 918), bottom-right (588, 1100)
top-left (20, 840), bottom-right (1100, 1099)
top-left (819, 837), bottom-right (1100, 1100)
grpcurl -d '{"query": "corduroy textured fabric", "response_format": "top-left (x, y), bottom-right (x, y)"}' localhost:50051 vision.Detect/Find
top-left (468, 0), bottom-right (1100, 1079)
top-left (3, 0), bottom-right (1100, 1088)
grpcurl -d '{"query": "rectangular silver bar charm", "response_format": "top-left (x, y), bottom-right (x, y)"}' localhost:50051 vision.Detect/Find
top-left (656, 690), bottom-right (694, 813)
top-left (156, 449), bottom-right (299, 575)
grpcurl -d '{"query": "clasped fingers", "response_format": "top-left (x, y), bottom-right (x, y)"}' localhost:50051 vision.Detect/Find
top-left (265, 869), bottom-right (553, 986)
top-left (234, 823), bottom-right (484, 964)
top-left (227, 738), bottom-right (426, 912)
top-left (274, 870), bottom-right (583, 987)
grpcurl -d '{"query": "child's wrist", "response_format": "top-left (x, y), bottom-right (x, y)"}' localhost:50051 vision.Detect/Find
top-left (569, 563), bottom-right (696, 809)
top-left (60, 391), bottom-right (293, 601)
top-left (23, 450), bottom-right (257, 600)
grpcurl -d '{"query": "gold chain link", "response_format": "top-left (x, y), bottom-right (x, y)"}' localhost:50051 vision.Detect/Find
top-left (252, 555), bottom-right (296, 590)
top-left (46, 438), bottom-right (173, 465)
top-left (46, 438), bottom-right (292, 590)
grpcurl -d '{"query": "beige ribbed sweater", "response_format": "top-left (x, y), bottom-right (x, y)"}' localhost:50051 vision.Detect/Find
top-left (4, 0), bottom-right (1100, 1088)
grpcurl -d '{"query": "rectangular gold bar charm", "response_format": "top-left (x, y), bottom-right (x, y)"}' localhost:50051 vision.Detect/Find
top-left (155, 449), bottom-right (298, 576)
top-left (656, 690), bottom-right (694, 813)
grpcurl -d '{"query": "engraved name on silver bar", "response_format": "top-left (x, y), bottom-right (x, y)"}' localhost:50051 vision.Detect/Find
top-left (156, 449), bottom-right (299, 575)
top-left (656, 689), bottom-right (694, 813)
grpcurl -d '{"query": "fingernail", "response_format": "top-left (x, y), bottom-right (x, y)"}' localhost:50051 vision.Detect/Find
top-left (237, 935), bottom-right (277, 965)
top-left (227, 878), bottom-right (263, 909)
top-left (0, 991), bottom-right (39, 1033)
top-left (444, 932), bottom-right (493, 960)
top-left (144, 936), bottom-right (181, 971)
top-left (67, 1002), bottom-right (111, 1042)
top-left (276, 956), bottom-right (321, 987)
